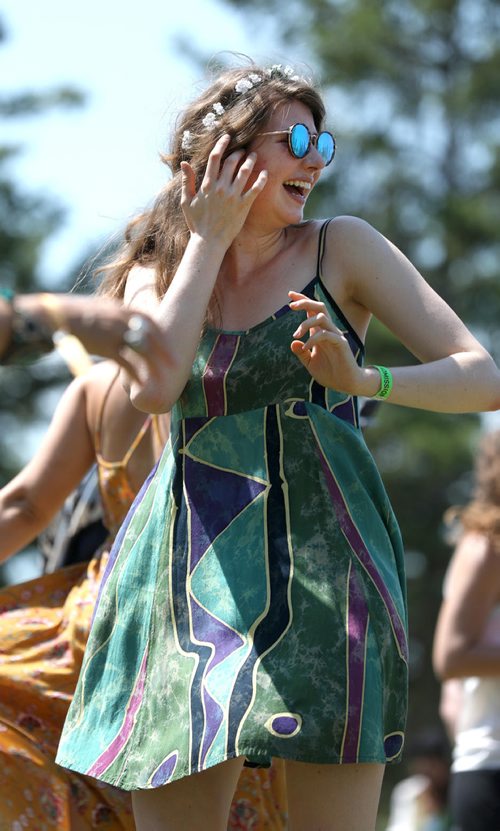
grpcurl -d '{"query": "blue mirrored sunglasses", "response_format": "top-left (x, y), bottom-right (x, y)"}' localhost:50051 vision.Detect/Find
top-left (258, 122), bottom-right (336, 166)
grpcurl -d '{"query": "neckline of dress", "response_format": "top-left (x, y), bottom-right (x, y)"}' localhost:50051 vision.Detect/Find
top-left (206, 275), bottom-right (318, 337)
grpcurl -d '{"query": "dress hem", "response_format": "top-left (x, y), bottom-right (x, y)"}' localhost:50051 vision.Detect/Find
top-left (56, 745), bottom-right (401, 792)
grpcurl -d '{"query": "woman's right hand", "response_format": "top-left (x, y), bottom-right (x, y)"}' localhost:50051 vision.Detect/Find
top-left (180, 134), bottom-right (268, 249)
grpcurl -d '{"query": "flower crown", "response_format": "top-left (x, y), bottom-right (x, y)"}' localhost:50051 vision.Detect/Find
top-left (181, 65), bottom-right (303, 151)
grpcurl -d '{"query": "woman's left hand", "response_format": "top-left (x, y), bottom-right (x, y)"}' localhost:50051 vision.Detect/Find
top-left (288, 291), bottom-right (366, 395)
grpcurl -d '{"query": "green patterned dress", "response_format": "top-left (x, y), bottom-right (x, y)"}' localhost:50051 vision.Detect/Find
top-left (56, 220), bottom-right (408, 790)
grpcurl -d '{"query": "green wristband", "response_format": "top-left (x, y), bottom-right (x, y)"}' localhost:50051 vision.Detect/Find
top-left (370, 365), bottom-right (393, 400)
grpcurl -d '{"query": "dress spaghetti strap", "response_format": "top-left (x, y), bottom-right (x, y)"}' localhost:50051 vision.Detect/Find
top-left (315, 218), bottom-right (334, 278)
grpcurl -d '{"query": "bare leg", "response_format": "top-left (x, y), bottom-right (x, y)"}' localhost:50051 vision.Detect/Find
top-left (132, 756), bottom-right (245, 831)
top-left (286, 760), bottom-right (385, 831)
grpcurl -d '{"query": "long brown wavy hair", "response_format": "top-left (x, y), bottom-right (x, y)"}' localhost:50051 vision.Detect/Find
top-left (96, 59), bottom-right (327, 310)
top-left (446, 430), bottom-right (500, 548)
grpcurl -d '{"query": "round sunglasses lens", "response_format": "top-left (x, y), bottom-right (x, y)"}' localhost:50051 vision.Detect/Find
top-left (290, 124), bottom-right (310, 158)
top-left (317, 132), bottom-right (335, 165)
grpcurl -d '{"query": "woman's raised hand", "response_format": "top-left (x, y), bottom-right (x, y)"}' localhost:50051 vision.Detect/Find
top-left (180, 134), bottom-right (268, 248)
top-left (289, 291), bottom-right (367, 396)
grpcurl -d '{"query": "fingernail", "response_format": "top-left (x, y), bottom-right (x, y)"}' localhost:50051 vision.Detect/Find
top-left (293, 328), bottom-right (301, 337)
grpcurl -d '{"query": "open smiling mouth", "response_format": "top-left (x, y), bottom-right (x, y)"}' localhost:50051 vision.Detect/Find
top-left (283, 179), bottom-right (312, 199)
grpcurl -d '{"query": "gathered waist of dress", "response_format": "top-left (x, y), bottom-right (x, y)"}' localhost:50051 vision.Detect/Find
top-left (176, 395), bottom-right (359, 422)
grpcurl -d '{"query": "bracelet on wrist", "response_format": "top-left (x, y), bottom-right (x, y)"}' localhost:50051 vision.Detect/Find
top-left (369, 365), bottom-right (393, 400)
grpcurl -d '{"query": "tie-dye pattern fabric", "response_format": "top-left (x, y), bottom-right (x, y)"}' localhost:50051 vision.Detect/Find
top-left (57, 223), bottom-right (409, 790)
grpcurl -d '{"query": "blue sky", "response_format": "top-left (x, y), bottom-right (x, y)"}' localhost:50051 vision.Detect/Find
top-left (1, 0), bottom-right (290, 286)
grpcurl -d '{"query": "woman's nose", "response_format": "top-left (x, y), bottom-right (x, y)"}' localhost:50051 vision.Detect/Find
top-left (305, 143), bottom-right (326, 169)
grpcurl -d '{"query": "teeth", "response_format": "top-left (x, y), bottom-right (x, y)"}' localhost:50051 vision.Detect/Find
top-left (284, 180), bottom-right (312, 190)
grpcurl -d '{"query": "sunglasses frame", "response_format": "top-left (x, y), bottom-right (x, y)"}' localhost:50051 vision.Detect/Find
top-left (258, 122), bottom-right (336, 166)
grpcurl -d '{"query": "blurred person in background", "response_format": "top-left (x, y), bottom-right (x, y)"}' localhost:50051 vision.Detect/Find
top-left (0, 359), bottom-right (167, 829)
top-left (433, 429), bottom-right (500, 831)
top-left (385, 728), bottom-right (451, 831)
top-left (0, 358), bottom-right (287, 830)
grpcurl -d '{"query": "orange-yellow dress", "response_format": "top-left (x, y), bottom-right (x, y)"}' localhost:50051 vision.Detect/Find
top-left (0, 386), bottom-right (287, 829)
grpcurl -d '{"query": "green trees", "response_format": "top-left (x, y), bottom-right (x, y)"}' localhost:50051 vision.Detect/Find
top-left (0, 17), bottom-right (84, 581)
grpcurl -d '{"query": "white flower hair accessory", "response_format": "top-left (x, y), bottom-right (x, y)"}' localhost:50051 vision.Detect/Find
top-left (201, 101), bottom-right (226, 130)
top-left (235, 78), bottom-right (253, 93)
top-left (202, 111), bottom-right (218, 128)
top-left (196, 65), bottom-right (304, 138)
top-left (181, 130), bottom-right (192, 150)
top-left (265, 64), bottom-right (301, 81)
top-left (234, 73), bottom-right (263, 94)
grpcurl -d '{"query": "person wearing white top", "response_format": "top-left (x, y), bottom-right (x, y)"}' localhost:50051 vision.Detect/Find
top-left (434, 430), bottom-right (500, 830)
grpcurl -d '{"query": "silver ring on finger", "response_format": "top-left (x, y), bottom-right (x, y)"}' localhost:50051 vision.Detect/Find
top-left (123, 314), bottom-right (150, 353)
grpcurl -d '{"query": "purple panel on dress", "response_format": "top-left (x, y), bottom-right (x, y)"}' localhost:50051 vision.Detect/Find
top-left (274, 302), bottom-right (290, 319)
top-left (190, 596), bottom-right (244, 670)
top-left (202, 334), bottom-right (239, 416)
top-left (272, 715), bottom-right (299, 735)
top-left (330, 398), bottom-right (355, 426)
top-left (189, 596), bottom-right (242, 766)
top-left (150, 751), bottom-right (178, 786)
top-left (184, 417), bottom-right (211, 445)
top-left (341, 565), bottom-right (368, 763)
top-left (200, 687), bottom-right (224, 766)
top-left (87, 646), bottom-right (149, 777)
top-left (315, 443), bottom-right (408, 663)
top-left (384, 732), bottom-right (404, 760)
top-left (185, 456), bottom-right (266, 571)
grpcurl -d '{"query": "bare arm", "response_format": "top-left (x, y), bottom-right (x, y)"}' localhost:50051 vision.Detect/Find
top-left (0, 292), bottom-right (167, 381)
top-left (291, 216), bottom-right (500, 413)
top-left (433, 532), bottom-right (500, 679)
top-left (0, 375), bottom-right (95, 561)
top-left (125, 135), bottom-right (268, 414)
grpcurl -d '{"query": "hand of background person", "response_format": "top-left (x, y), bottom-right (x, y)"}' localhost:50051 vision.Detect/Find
top-left (52, 294), bottom-right (169, 381)
top-left (1, 293), bottom-right (169, 383)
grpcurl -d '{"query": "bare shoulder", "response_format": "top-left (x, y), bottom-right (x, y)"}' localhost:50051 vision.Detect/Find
top-left (79, 360), bottom-right (120, 431)
top-left (455, 531), bottom-right (496, 566)
top-left (327, 214), bottom-right (376, 239)
top-left (447, 531), bottom-right (500, 593)
top-left (314, 216), bottom-right (378, 339)
top-left (325, 215), bottom-right (389, 267)
top-left (314, 215), bottom-right (378, 284)
top-left (80, 360), bottom-right (118, 395)
top-left (125, 264), bottom-right (157, 306)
